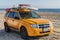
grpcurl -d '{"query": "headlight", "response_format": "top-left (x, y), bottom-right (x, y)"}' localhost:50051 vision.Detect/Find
top-left (49, 22), bottom-right (53, 26)
top-left (31, 24), bottom-right (38, 28)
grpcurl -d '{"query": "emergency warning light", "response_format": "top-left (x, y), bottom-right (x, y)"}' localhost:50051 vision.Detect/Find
top-left (6, 8), bottom-right (10, 12)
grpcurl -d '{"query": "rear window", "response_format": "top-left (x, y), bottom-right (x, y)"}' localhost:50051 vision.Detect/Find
top-left (5, 12), bottom-right (8, 17)
top-left (8, 12), bottom-right (14, 18)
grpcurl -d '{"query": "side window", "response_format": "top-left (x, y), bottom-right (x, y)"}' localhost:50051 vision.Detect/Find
top-left (8, 12), bottom-right (14, 18)
top-left (14, 12), bottom-right (19, 19)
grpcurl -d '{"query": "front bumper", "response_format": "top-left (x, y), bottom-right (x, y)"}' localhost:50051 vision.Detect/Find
top-left (28, 26), bottom-right (54, 36)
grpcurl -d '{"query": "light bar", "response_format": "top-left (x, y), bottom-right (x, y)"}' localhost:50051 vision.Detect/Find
top-left (19, 4), bottom-right (30, 7)
top-left (27, 7), bottom-right (38, 10)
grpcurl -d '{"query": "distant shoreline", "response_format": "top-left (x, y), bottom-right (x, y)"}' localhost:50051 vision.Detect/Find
top-left (39, 12), bottom-right (60, 16)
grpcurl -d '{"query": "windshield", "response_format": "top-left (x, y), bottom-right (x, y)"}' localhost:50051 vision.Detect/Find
top-left (20, 11), bottom-right (40, 19)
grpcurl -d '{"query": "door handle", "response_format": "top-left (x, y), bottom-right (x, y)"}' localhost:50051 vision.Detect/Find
top-left (12, 20), bottom-right (14, 21)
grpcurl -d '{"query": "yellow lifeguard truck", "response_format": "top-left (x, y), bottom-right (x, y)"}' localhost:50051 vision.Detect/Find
top-left (4, 4), bottom-right (54, 39)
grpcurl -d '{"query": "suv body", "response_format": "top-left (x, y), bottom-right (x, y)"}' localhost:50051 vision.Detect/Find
top-left (4, 7), bottom-right (54, 39)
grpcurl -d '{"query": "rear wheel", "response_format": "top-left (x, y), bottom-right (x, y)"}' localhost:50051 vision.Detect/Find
top-left (20, 27), bottom-right (29, 39)
top-left (45, 34), bottom-right (49, 36)
top-left (4, 23), bottom-right (10, 32)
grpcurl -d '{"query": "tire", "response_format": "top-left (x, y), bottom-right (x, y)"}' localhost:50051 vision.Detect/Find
top-left (4, 23), bottom-right (10, 32)
top-left (45, 34), bottom-right (49, 36)
top-left (20, 27), bottom-right (29, 39)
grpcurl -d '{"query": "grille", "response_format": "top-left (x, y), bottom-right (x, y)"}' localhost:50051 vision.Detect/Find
top-left (39, 24), bottom-right (49, 28)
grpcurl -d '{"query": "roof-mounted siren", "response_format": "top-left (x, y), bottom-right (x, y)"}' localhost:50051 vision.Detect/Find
top-left (6, 8), bottom-right (10, 12)
top-left (18, 4), bottom-right (31, 9)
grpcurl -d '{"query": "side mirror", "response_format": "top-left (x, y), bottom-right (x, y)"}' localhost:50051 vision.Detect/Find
top-left (14, 17), bottom-right (19, 19)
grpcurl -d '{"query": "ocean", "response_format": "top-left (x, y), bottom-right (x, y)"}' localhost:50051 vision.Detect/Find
top-left (38, 9), bottom-right (60, 13)
top-left (0, 9), bottom-right (60, 13)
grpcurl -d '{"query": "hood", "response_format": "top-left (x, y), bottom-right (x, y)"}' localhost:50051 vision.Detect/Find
top-left (23, 18), bottom-right (50, 24)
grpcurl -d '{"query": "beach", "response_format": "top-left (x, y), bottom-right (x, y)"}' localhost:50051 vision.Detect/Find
top-left (0, 11), bottom-right (60, 40)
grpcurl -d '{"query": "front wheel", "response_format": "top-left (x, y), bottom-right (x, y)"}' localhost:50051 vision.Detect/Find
top-left (20, 27), bottom-right (29, 39)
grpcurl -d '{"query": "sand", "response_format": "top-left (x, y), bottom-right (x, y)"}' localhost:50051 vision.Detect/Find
top-left (0, 11), bottom-right (60, 40)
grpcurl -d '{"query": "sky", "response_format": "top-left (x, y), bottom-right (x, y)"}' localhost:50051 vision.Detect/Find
top-left (0, 0), bottom-right (60, 8)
